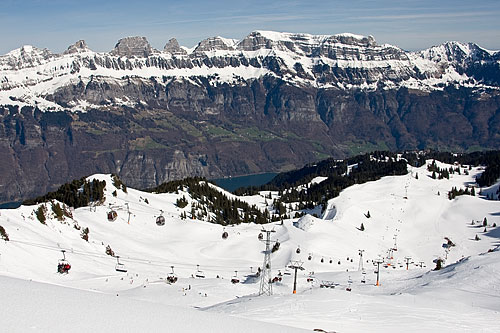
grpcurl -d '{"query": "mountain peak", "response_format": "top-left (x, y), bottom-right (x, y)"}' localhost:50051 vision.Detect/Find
top-left (110, 36), bottom-right (153, 58)
top-left (163, 38), bottom-right (187, 55)
top-left (64, 40), bottom-right (90, 54)
top-left (331, 33), bottom-right (376, 47)
top-left (194, 36), bottom-right (237, 52)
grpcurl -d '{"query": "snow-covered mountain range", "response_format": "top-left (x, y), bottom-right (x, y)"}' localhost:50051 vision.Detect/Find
top-left (1, 31), bottom-right (499, 110)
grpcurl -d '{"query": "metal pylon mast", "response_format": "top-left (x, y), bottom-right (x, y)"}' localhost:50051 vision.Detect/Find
top-left (259, 229), bottom-right (276, 296)
top-left (358, 249), bottom-right (365, 271)
top-left (288, 260), bottom-right (305, 294)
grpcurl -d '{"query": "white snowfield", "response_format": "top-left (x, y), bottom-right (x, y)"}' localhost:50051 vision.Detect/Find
top-left (0, 161), bottom-right (499, 332)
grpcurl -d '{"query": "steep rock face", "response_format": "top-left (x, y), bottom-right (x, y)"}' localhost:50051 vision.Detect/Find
top-left (64, 40), bottom-right (90, 54)
top-left (110, 36), bottom-right (154, 58)
top-left (194, 37), bottom-right (236, 52)
top-left (1, 77), bottom-right (500, 203)
top-left (163, 38), bottom-right (187, 55)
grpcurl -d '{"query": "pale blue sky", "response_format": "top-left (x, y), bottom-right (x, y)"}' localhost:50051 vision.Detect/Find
top-left (1, 0), bottom-right (499, 54)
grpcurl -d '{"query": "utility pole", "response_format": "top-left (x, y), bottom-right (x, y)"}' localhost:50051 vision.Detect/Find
top-left (259, 229), bottom-right (276, 296)
top-left (358, 249), bottom-right (365, 271)
top-left (375, 258), bottom-right (383, 286)
top-left (405, 256), bottom-right (412, 270)
top-left (288, 260), bottom-right (305, 294)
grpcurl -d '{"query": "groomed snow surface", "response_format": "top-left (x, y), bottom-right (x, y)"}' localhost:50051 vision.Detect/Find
top-left (0, 161), bottom-right (499, 332)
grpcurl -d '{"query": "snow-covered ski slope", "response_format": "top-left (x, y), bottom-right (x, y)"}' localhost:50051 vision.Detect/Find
top-left (0, 161), bottom-right (499, 332)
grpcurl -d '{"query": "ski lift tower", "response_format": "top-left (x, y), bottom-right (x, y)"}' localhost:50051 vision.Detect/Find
top-left (288, 260), bottom-right (305, 294)
top-left (375, 258), bottom-right (384, 286)
top-left (259, 229), bottom-right (276, 296)
top-left (358, 249), bottom-right (365, 271)
top-left (405, 256), bottom-right (412, 270)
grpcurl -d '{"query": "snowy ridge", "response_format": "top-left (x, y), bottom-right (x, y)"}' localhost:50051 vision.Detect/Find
top-left (1, 31), bottom-right (499, 110)
top-left (1, 161), bottom-right (500, 331)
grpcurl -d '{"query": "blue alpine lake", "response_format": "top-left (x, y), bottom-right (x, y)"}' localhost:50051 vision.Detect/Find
top-left (212, 173), bottom-right (278, 192)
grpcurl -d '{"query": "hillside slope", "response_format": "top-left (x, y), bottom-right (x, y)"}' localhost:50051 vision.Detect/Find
top-left (0, 160), bottom-right (499, 331)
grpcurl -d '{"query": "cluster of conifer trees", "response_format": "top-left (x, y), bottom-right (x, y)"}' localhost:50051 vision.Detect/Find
top-left (448, 186), bottom-right (475, 200)
top-left (149, 177), bottom-right (269, 225)
top-left (23, 177), bottom-right (106, 208)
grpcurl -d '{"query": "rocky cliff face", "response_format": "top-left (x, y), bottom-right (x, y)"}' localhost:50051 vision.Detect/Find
top-left (0, 31), bottom-right (499, 203)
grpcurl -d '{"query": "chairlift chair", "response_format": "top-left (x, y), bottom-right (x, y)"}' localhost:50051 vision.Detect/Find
top-left (271, 240), bottom-right (280, 253)
top-left (115, 256), bottom-right (127, 273)
top-left (107, 209), bottom-right (118, 222)
top-left (57, 250), bottom-right (71, 274)
top-left (167, 266), bottom-right (178, 284)
top-left (195, 265), bottom-right (205, 278)
top-left (231, 271), bottom-right (239, 284)
top-left (156, 210), bottom-right (166, 226)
